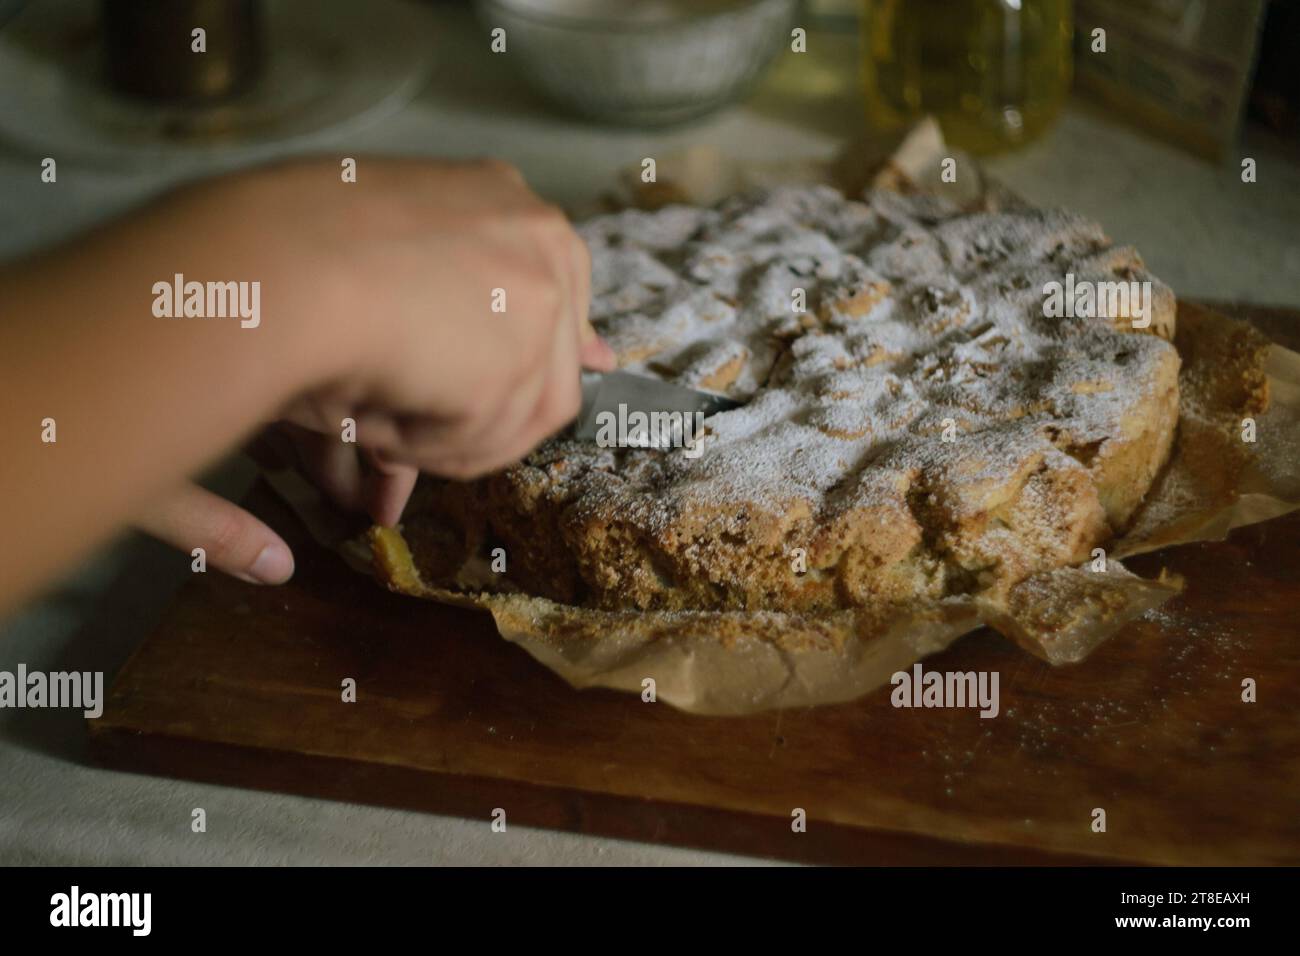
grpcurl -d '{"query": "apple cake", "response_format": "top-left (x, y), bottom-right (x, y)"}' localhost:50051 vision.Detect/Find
top-left (370, 185), bottom-right (1180, 615)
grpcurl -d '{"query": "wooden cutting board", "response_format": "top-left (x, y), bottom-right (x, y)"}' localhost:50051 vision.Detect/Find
top-left (89, 304), bottom-right (1300, 865)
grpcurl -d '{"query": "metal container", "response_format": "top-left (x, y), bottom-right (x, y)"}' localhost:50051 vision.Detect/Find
top-left (475, 0), bottom-right (797, 126)
top-left (102, 0), bottom-right (263, 102)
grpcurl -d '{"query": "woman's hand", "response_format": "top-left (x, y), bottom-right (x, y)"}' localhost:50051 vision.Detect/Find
top-left (251, 157), bottom-right (616, 481)
top-left (141, 157), bottom-right (617, 582)
top-left (1, 157), bottom-right (614, 608)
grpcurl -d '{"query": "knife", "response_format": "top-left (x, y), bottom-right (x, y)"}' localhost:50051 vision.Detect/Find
top-left (574, 370), bottom-right (742, 444)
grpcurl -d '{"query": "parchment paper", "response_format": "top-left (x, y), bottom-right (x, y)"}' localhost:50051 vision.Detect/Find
top-left (266, 123), bottom-right (1300, 715)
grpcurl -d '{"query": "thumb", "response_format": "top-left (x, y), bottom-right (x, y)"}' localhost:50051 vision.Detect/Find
top-left (136, 481), bottom-right (295, 585)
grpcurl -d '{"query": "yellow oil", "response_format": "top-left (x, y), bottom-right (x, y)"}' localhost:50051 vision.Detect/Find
top-left (861, 0), bottom-right (1073, 154)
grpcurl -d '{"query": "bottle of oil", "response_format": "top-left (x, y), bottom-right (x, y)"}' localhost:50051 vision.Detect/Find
top-left (861, 0), bottom-right (1073, 154)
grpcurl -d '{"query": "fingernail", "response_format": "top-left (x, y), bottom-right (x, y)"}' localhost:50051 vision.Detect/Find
top-left (248, 542), bottom-right (294, 584)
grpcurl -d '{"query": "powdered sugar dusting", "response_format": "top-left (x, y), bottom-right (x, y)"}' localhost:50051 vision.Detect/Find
top-left (550, 186), bottom-right (1178, 526)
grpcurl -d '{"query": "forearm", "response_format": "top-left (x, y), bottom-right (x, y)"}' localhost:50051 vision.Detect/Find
top-left (0, 179), bottom-right (341, 614)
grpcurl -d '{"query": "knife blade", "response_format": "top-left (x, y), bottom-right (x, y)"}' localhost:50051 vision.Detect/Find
top-left (574, 370), bottom-right (742, 444)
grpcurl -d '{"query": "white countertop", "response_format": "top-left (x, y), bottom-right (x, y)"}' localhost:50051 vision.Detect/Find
top-left (2, 7), bottom-right (1297, 866)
